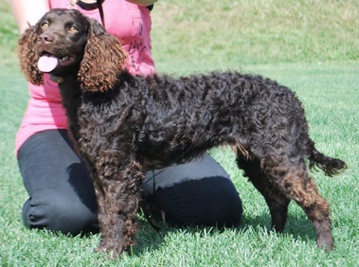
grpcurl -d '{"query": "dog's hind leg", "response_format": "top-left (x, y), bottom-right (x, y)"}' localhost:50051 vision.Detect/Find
top-left (284, 169), bottom-right (333, 250)
top-left (262, 155), bottom-right (334, 251)
top-left (236, 152), bottom-right (290, 232)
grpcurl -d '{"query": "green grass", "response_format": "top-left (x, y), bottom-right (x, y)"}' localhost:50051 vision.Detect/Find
top-left (0, 0), bottom-right (358, 266)
top-left (151, 0), bottom-right (359, 72)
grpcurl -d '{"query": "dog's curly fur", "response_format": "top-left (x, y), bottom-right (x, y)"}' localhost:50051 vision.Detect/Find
top-left (18, 9), bottom-right (346, 256)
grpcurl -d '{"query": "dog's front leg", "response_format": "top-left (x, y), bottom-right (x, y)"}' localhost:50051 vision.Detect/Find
top-left (94, 159), bottom-right (144, 257)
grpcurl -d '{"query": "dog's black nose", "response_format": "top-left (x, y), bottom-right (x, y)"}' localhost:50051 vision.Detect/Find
top-left (39, 33), bottom-right (54, 44)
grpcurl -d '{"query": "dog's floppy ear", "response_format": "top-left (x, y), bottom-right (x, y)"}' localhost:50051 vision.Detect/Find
top-left (78, 18), bottom-right (128, 92)
top-left (18, 25), bottom-right (44, 85)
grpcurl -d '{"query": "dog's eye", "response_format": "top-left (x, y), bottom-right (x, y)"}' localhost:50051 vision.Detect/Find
top-left (41, 22), bottom-right (49, 30)
top-left (67, 25), bottom-right (79, 33)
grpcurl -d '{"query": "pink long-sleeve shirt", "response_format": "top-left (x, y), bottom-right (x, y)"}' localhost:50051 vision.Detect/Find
top-left (16, 0), bottom-right (155, 153)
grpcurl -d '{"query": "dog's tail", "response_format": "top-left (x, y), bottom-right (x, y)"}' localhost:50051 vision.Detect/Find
top-left (307, 139), bottom-right (347, 177)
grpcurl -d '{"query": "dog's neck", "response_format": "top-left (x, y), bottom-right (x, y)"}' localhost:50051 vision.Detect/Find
top-left (56, 72), bottom-right (82, 98)
top-left (55, 73), bottom-right (83, 142)
top-left (49, 66), bottom-right (82, 89)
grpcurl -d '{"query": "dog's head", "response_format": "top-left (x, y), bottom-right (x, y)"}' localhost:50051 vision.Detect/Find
top-left (18, 8), bottom-right (127, 92)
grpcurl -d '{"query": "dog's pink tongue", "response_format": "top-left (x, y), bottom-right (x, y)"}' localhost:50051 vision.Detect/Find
top-left (38, 55), bottom-right (58, 72)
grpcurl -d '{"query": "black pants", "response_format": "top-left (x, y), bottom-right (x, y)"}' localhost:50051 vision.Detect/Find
top-left (18, 130), bottom-right (242, 235)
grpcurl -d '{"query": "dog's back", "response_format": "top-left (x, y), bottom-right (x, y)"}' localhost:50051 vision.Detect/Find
top-left (134, 71), bottom-right (305, 166)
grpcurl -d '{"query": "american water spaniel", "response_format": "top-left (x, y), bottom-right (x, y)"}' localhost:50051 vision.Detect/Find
top-left (17, 9), bottom-right (346, 256)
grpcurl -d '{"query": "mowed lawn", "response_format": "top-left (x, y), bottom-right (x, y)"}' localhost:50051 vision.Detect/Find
top-left (0, 0), bottom-right (358, 266)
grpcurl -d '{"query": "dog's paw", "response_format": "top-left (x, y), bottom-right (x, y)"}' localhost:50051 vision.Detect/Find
top-left (97, 237), bottom-right (125, 258)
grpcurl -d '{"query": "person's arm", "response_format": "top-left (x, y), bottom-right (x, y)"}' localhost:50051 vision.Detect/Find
top-left (10, 0), bottom-right (50, 33)
top-left (125, 0), bottom-right (157, 6)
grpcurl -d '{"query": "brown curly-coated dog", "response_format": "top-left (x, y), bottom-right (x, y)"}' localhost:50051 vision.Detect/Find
top-left (18, 9), bottom-right (346, 256)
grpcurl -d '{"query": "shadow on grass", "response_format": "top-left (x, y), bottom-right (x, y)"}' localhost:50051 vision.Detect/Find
top-left (240, 211), bottom-right (316, 242)
top-left (132, 209), bottom-right (316, 256)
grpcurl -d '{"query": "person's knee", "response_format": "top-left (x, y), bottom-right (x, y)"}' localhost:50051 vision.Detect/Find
top-left (194, 177), bottom-right (243, 227)
top-left (22, 192), bottom-right (99, 235)
top-left (150, 176), bottom-right (243, 227)
top-left (213, 185), bottom-right (243, 227)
